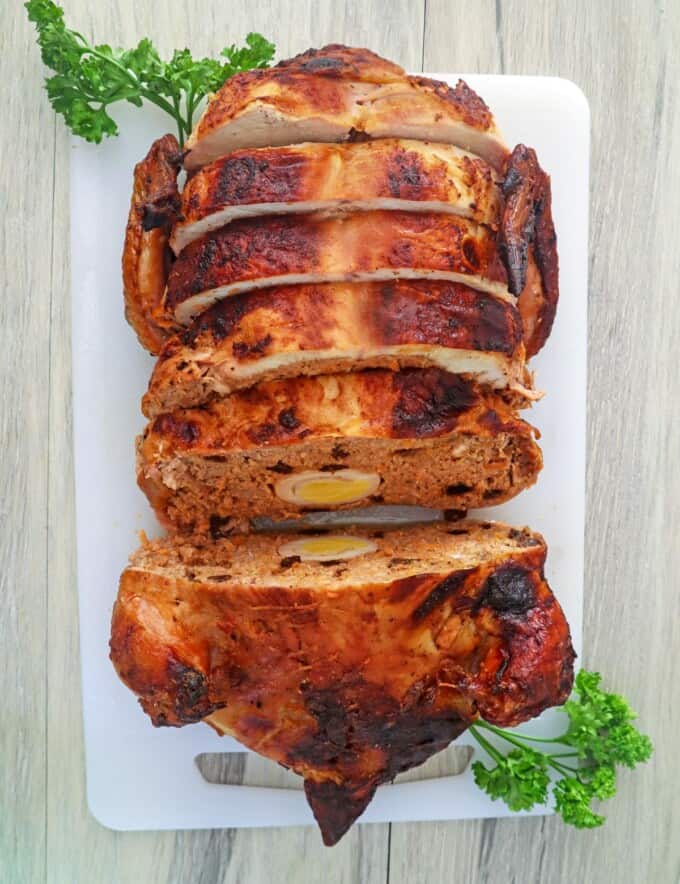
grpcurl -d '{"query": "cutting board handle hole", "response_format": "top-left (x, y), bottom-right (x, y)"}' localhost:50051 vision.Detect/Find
top-left (196, 753), bottom-right (302, 789)
top-left (196, 744), bottom-right (472, 789)
top-left (391, 744), bottom-right (473, 783)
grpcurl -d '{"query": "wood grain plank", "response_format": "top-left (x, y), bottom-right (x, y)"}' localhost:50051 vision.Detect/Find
top-left (44, 117), bottom-right (181, 884)
top-left (39, 2), bottom-right (425, 882)
top-left (389, 2), bottom-right (680, 882)
top-left (0, 5), bottom-right (56, 883)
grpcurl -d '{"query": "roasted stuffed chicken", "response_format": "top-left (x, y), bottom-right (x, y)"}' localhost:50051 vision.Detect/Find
top-left (122, 47), bottom-right (557, 358)
top-left (112, 43), bottom-right (571, 846)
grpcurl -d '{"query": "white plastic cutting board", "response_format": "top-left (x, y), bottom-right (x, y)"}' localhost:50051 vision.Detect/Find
top-left (71, 75), bottom-right (589, 831)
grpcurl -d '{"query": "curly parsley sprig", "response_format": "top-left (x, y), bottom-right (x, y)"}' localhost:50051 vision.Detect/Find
top-left (26, 0), bottom-right (275, 144)
top-left (470, 670), bottom-right (653, 828)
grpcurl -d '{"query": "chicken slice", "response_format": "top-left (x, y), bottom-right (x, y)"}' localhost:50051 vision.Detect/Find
top-left (110, 521), bottom-right (575, 844)
top-left (142, 280), bottom-right (533, 417)
top-left (184, 45), bottom-right (508, 171)
top-left (171, 139), bottom-right (502, 253)
top-left (137, 369), bottom-right (543, 533)
top-left (165, 211), bottom-right (513, 325)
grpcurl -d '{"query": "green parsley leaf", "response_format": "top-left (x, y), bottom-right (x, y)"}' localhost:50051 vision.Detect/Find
top-left (583, 764), bottom-right (617, 800)
top-left (472, 747), bottom-right (550, 812)
top-left (26, 0), bottom-right (275, 144)
top-left (221, 33), bottom-right (276, 77)
top-left (553, 777), bottom-right (605, 829)
top-left (563, 670), bottom-right (653, 767)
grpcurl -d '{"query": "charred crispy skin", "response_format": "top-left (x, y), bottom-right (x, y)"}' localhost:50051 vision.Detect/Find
top-left (110, 522), bottom-right (575, 844)
top-left (271, 43), bottom-right (405, 80)
top-left (137, 369), bottom-right (543, 530)
top-left (122, 134), bottom-right (182, 353)
top-left (165, 211), bottom-right (512, 324)
top-left (501, 145), bottom-right (559, 356)
top-left (184, 45), bottom-right (508, 171)
top-left (171, 139), bottom-right (502, 253)
top-left (142, 280), bottom-right (530, 417)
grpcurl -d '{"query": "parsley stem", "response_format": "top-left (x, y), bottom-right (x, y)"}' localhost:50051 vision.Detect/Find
top-left (474, 722), bottom-right (580, 776)
top-left (134, 90), bottom-right (178, 124)
top-left (186, 88), bottom-right (197, 134)
top-left (170, 94), bottom-right (187, 143)
top-left (75, 42), bottom-right (186, 138)
top-left (472, 723), bottom-right (580, 778)
top-left (548, 759), bottom-right (578, 776)
top-left (468, 726), bottom-right (505, 764)
top-left (83, 46), bottom-right (140, 86)
top-left (475, 721), bottom-right (568, 745)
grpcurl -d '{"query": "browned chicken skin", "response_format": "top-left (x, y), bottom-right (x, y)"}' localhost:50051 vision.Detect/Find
top-left (122, 140), bottom-right (557, 356)
top-left (121, 47), bottom-right (559, 357)
top-left (165, 211), bottom-right (513, 324)
top-left (501, 145), bottom-right (559, 355)
top-left (110, 522), bottom-right (575, 844)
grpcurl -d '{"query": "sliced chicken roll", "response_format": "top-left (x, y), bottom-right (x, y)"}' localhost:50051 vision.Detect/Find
top-left (171, 139), bottom-right (502, 253)
top-left (137, 368), bottom-right (542, 534)
top-left (184, 45), bottom-right (508, 171)
top-left (111, 521), bottom-right (574, 844)
top-left (165, 211), bottom-right (515, 324)
top-left (122, 138), bottom-right (558, 357)
top-left (143, 280), bottom-right (534, 418)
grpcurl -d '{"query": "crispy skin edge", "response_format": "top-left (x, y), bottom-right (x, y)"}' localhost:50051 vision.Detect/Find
top-left (122, 134), bottom-right (182, 353)
top-left (500, 145), bottom-right (559, 356)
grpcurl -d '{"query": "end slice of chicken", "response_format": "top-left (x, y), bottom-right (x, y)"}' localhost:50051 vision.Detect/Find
top-left (184, 45), bottom-right (508, 171)
top-left (122, 134), bottom-right (182, 354)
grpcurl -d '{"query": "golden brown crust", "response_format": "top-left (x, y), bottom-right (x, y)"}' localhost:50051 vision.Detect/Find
top-left (110, 521), bottom-right (574, 844)
top-left (184, 46), bottom-right (508, 171)
top-left (501, 145), bottom-right (559, 356)
top-left (172, 139), bottom-right (502, 252)
top-left (165, 211), bottom-right (511, 323)
top-left (122, 135), bottom-right (182, 353)
top-left (142, 280), bottom-right (527, 417)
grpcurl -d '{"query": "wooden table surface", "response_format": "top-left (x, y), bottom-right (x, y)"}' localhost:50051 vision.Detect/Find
top-left (3, 1), bottom-right (678, 882)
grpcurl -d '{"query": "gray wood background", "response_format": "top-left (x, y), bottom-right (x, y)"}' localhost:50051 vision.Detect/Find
top-left (3, 1), bottom-right (678, 881)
